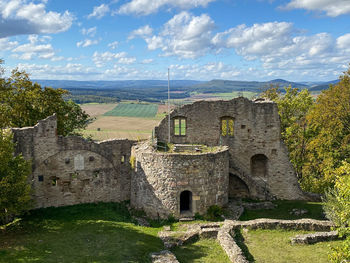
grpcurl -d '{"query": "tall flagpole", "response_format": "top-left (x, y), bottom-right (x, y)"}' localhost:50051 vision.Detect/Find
top-left (168, 68), bottom-right (170, 144)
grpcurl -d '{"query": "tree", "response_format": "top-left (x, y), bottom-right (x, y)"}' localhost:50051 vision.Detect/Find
top-left (0, 130), bottom-right (32, 224)
top-left (323, 162), bottom-right (350, 262)
top-left (261, 85), bottom-right (314, 179)
top-left (302, 68), bottom-right (350, 192)
top-left (1, 68), bottom-right (91, 136)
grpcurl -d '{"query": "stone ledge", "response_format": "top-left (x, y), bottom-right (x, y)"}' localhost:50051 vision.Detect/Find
top-left (218, 226), bottom-right (249, 263)
top-left (290, 231), bottom-right (339, 245)
top-left (225, 218), bottom-right (334, 232)
top-left (150, 250), bottom-right (179, 263)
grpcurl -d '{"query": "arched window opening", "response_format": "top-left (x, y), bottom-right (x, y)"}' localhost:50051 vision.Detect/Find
top-left (221, 117), bottom-right (234, 137)
top-left (180, 190), bottom-right (192, 213)
top-left (174, 117), bottom-right (186, 136)
top-left (251, 154), bottom-right (268, 178)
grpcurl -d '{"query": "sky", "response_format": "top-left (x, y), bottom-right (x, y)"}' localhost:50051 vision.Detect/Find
top-left (0, 0), bottom-right (350, 81)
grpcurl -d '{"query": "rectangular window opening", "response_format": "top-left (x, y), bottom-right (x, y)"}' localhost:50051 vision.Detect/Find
top-left (38, 175), bottom-right (44, 182)
top-left (174, 117), bottom-right (186, 136)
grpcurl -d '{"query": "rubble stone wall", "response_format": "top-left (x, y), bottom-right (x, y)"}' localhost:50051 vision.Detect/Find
top-left (131, 143), bottom-right (229, 219)
top-left (12, 115), bottom-right (134, 208)
top-left (155, 98), bottom-right (305, 200)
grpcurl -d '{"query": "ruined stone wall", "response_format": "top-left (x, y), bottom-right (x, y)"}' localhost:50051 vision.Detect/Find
top-left (12, 115), bottom-right (134, 208)
top-left (131, 143), bottom-right (229, 219)
top-left (155, 97), bottom-right (305, 200)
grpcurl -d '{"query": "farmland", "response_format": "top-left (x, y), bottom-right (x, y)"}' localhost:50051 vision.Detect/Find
top-left (80, 102), bottom-right (162, 141)
top-left (104, 103), bottom-right (159, 118)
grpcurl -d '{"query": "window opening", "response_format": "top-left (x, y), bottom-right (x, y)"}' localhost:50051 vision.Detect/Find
top-left (174, 117), bottom-right (186, 136)
top-left (221, 117), bottom-right (234, 136)
top-left (38, 175), bottom-right (44, 182)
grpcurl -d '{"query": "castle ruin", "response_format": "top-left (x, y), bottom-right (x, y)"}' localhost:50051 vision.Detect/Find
top-left (13, 97), bottom-right (308, 219)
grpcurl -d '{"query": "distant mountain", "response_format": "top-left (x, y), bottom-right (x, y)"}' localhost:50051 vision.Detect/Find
top-left (188, 79), bottom-right (308, 94)
top-left (33, 79), bottom-right (203, 90)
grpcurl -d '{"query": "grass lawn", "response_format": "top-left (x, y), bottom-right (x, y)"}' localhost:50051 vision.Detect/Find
top-left (239, 200), bottom-right (326, 221)
top-left (0, 203), bottom-right (163, 263)
top-left (239, 228), bottom-right (342, 263)
top-left (104, 103), bottom-right (158, 118)
top-left (172, 238), bottom-right (231, 263)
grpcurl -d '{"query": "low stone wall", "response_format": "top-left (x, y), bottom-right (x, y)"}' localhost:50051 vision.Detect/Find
top-left (290, 231), bottom-right (339, 245)
top-left (218, 225), bottom-right (249, 263)
top-left (131, 142), bottom-right (229, 219)
top-left (226, 218), bottom-right (334, 232)
top-left (150, 250), bottom-right (179, 263)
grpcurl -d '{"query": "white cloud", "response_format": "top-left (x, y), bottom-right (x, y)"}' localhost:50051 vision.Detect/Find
top-left (128, 25), bottom-right (153, 40)
top-left (336, 33), bottom-right (350, 50)
top-left (283, 0), bottom-right (350, 17)
top-left (88, 4), bottom-right (109, 19)
top-left (0, 0), bottom-right (74, 38)
top-left (118, 57), bottom-right (136, 64)
top-left (15, 62), bottom-right (100, 80)
top-left (0, 37), bottom-right (18, 51)
top-left (92, 51), bottom-right (127, 67)
top-left (108, 41), bottom-right (119, 49)
top-left (11, 34), bottom-right (56, 60)
top-left (81, 27), bottom-right (97, 37)
top-left (141, 58), bottom-right (153, 64)
top-left (144, 11), bottom-right (215, 58)
top-left (117, 0), bottom-right (216, 15)
top-left (212, 22), bottom-right (294, 57)
top-left (76, 39), bottom-right (100, 48)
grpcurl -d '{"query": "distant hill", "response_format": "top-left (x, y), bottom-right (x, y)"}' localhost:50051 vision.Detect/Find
top-left (32, 78), bottom-right (336, 103)
top-left (188, 79), bottom-right (308, 94)
top-left (33, 79), bottom-right (202, 90)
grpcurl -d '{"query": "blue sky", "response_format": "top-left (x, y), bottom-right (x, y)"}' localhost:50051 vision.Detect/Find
top-left (0, 0), bottom-right (350, 81)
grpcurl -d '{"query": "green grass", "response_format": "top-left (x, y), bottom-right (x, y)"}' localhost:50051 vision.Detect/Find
top-left (104, 103), bottom-right (158, 118)
top-left (239, 200), bottom-right (326, 221)
top-left (0, 203), bottom-right (163, 263)
top-left (172, 238), bottom-right (231, 263)
top-left (240, 228), bottom-right (342, 263)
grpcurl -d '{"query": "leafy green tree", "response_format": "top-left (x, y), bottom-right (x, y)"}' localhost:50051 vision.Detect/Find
top-left (323, 162), bottom-right (350, 262)
top-left (302, 68), bottom-right (350, 192)
top-left (0, 130), bottom-right (32, 224)
top-left (261, 85), bottom-right (314, 179)
top-left (1, 68), bottom-right (91, 136)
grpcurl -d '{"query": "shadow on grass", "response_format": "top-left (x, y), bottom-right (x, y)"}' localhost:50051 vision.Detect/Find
top-left (0, 202), bottom-right (164, 263)
top-left (239, 200), bottom-right (326, 221)
top-left (234, 229), bottom-right (255, 262)
top-left (172, 236), bottom-right (231, 263)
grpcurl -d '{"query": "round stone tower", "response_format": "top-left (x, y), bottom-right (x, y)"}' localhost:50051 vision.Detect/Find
top-left (130, 142), bottom-right (229, 219)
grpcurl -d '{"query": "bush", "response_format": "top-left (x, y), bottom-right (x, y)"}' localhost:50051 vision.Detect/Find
top-left (323, 162), bottom-right (350, 262)
top-left (205, 205), bottom-right (224, 221)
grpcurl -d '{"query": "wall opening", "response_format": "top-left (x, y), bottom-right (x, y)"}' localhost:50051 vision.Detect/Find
top-left (180, 190), bottom-right (192, 213)
top-left (174, 117), bottom-right (186, 136)
top-left (221, 117), bottom-right (234, 137)
top-left (251, 154), bottom-right (268, 178)
top-left (229, 174), bottom-right (249, 198)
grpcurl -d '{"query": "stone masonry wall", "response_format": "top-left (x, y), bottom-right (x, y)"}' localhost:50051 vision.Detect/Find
top-left (131, 143), bottom-right (229, 219)
top-left (155, 97), bottom-right (306, 200)
top-left (12, 114), bottom-right (134, 208)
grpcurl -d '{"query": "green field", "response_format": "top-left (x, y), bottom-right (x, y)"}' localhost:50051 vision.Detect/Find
top-left (104, 103), bottom-right (158, 118)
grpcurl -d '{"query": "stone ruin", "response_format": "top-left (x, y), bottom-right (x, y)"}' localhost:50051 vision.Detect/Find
top-left (12, 97), bottom-right (312, 219)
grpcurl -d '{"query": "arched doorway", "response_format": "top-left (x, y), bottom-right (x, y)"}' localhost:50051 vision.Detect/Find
top-left (229, 174), bottom-right (249, 198)
top-left (251, 154), bottom-right (268, 178)
top-left (180, 190), bottom-right (192, 213)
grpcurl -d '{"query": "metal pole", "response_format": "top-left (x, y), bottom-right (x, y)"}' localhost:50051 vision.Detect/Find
top-left (168, 68), bottom-right (170, 144)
